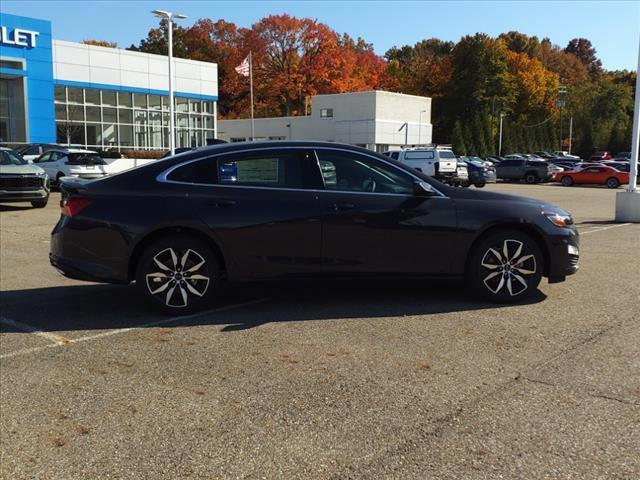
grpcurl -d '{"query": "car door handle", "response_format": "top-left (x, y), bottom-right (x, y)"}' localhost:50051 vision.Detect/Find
top-left (331, 201), bottom-right (356, 211)
top-left (216, 199), bottom-right (236, 208)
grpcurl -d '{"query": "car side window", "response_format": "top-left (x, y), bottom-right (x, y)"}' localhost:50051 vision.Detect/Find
top-left (315, 151), bottom-right (414, 195)
top-left (38, 152), bottom-right (52, 163)
top-left (166, 158), bottom-right (219, 185)
top-left (389, 152), bottom-right (399, 160)
top-left (217, 152), bottom-right (304, 188)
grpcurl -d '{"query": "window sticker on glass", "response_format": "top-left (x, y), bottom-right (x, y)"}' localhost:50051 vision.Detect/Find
top-left (222, 158), bottom-right (279, 184)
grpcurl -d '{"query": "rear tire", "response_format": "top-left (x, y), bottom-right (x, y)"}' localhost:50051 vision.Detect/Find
top-left (606, 177), bottom-right (619, 189)
top-left (135, 235), bottom-right (223, 314)
top-left (561, 176), bottom-right (573, 186)
top-left (466, 229), bottom-right (543, 304)
top-left (524, 172), bottom-right (538, 184)
top-left (474, 182), bottom-right (486, 188)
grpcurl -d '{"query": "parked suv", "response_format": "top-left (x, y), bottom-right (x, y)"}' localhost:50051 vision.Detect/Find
top-left (496, 159), bottom-right (551, 184)
top-left (34, 148), bottom-right (108, 185)
top-left (0, 147), bottom-right (50, 208)
top-left (15, 144), bottom-right (60, 163)
top-left (384, 145), bottom-right (464, 186)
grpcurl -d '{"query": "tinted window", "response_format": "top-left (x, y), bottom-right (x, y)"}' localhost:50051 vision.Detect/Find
top-left (500, 160), bottom-right (520, 167)
top-left (316, 151), bottom-right (414, 195)
top-left (389, 152), bottom-right (399, 160)
top-left (405, 151), bottom-right (435, 160)
top-left (438, 150), bottom-right (456, 159)
top-left (67, 153), bottom-right (104, 165)
top-left (167, 158), bottom-right (219, 184)
top-left (23, 146), bottom-right (41, 155)
top-left (218, 153), bottom-right (303, 188)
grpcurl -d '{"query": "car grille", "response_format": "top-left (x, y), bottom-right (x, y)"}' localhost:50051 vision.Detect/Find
top-left (569, 254), bottom-right (579, 268)
top-left (0, 176), bottom-right (43, 190)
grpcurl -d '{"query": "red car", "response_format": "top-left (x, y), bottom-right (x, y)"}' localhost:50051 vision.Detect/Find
top-left (589, 151), bottom-right (613, 161)
top-left (557, 165), bottom-right (629, 188)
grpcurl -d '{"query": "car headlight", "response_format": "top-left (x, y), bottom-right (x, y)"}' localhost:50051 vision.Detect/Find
top-left (544, 212), bottom-right (574, 227)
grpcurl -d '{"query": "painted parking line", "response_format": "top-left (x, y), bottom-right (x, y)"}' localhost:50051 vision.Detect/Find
top-left (579, 223), bottom-right (633, 235)
top-left (0, 297), bottom-right (269, 360)
top-left (0, 316), bottom-right (74, 346)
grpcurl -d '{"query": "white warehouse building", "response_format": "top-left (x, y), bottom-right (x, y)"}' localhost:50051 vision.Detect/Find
top-left (218, 90), bottom-right (432, 152)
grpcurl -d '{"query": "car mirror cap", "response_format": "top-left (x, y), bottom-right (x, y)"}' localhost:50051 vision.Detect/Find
top-left (414, 181), bottom-right (437, 197)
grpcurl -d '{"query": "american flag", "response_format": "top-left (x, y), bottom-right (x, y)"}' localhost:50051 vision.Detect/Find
top-left (235, 55), bottom-right (250, 77)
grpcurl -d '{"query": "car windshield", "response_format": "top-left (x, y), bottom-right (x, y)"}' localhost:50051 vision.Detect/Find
top-left (0, 150), bottom-right (26, 166)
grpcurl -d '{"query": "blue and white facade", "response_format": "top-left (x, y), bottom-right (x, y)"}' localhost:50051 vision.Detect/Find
top-left (0, 13), bottom-right (218, 150)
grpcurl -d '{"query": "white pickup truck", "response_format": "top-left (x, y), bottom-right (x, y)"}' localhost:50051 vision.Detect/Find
top-left (383, 145), bottom-right (467, 186)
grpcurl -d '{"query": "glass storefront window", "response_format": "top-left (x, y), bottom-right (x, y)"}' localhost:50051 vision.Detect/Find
top-left (68, 104), bottom-right (85, 121)
top-left (149, 126), bottom-right (163, 148)
top-left (134, 110), bottom-right (147, 124)
top-left (135, 124), bottom-right (147, 148)
top-left (190, 116), bottom-right (202, 129)
top-left (177, 114), bottom-right (188, 128)
top-left (86, 106), bottom-right (101, 122)
top-left (118, 108), bottom-right (133, 124)
top-left (85, 89), bottom-right (100, 105)
top-left (149, 111), bottom-right (162, 126)
top-left (149, 95), bottom-right (162, 110)
top-left (103, 124), bottom-right (118, 146)
top-left (118, 92), bottom-right (132, 107)
top-left (176, 97), bottom-right (189, 113)
top-left (86, 123), bottom-right (102, 146)
top-left (103, 108), bottom-right (117, 123)
top-left (102, 90), bottom-right (117, 107)
top-left (204, 116), bottom-right (214, 129)
top-left (55, 104), bottom-right (67, 121)
top-left (120, 125), bottom-right (133, 146)
top-left (203, 101), bottom-right (214, 114)
top-left (189, 99), bottom-right (201, 113)
top-left (55, 86), bottom-right (66, 103)
top-left (68, 87), bottom-right (83, 104)
top-left (134, 94), bottom-right (147, 109)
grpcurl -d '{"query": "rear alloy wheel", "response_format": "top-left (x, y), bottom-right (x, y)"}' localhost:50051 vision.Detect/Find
top-left (524, 173), bottom-right (538, 184)
top-left (561, 176), bottom-right (573, 186)
top-left (136, 235), bottom-right (222, 314)
top-left (606, 177), bottom-right (620, 189)
top-left (467, 229), bottom-right (543, 303)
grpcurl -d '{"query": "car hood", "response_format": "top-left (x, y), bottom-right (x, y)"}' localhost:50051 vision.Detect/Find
top-left (454, 188), bottom-right (569, 214)
top-left (0, 164), bottom-right (46, 175)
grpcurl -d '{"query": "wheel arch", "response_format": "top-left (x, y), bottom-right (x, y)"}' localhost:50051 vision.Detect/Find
top-left (127, 226), bottom-right (228, 282)
top-left (464, 222), bottom-right (550, 278)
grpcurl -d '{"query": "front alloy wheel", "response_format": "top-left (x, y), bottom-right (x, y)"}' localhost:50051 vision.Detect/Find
top-left (136, 235), bottom-right (221, 314)
top-left (468, 230), bottom-right (543, 303)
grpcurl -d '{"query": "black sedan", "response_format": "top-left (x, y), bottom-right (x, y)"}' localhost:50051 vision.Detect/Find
top-left (50, 142), bottom-right (579, 313)
top-left (460, 157), bottom-right (497, 187)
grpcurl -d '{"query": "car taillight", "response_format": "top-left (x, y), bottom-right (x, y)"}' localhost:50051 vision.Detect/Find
top-left (60, 197), bottom-right (92, 217)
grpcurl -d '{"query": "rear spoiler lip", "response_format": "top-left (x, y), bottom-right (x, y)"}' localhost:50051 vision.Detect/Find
top-left (59, 177), bottom-right (94, 196)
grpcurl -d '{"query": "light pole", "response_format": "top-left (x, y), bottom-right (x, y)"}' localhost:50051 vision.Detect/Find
top-left (557, 85), bottom-right (568, 151)
top-left (498, 112), bottom-right (505, 156)
top-left (152, 9), bottom-right (187, 156)
top-left (418, 110), bottom-right (426, 144)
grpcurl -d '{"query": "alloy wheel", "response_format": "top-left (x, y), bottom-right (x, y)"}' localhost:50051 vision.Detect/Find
top-left (145, 247), bottom-right (210, 308)
top-left (480, 239), bottom-right (537, 296)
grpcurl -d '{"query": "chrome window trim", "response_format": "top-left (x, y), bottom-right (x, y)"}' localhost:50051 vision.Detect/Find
top-left (156, 145), bottom-right (449, 199)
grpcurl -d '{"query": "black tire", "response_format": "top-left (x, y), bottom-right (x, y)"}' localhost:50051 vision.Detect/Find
top-left (31, 197), bottom-right (49, 208)
top-left (606, 177), bottom-right (619, 189)
top-left (135, 234), bottom-right (223, 314)
top-left (466, 229), bottom-right (543, 304)
top-left (474, 182), bottom-right (486, 188)
top-left (561, 176), bottom-right (573, 186)
top-left (524, 172), bottom-right (538, 184)
top-left (55, 173), bottom-right (64, 188)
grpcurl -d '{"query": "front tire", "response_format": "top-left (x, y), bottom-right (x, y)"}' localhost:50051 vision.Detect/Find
top-left (474, 182), bottom-right (486, 188)
top-left (561, 176), bottom-right (573, 186)
top-left (606, 177), bottom-right (619, 189)
top-left (31, 197), bottom-right (49, 208)
top-left (524, 172), bottom-right (538, 184)
top-left (135, 235), bottom-right (223, 314)
top-left (467, 229), bottom-right (543, 303)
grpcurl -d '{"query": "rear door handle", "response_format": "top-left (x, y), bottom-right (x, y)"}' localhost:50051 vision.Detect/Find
top-left (331, 201), bottom-right (355, 211)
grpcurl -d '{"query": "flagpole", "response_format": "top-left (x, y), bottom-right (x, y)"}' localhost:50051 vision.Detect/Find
top-left (249, 51), bottom-right (255, 141)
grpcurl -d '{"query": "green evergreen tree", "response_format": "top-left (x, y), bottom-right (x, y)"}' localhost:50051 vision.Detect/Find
top-left (483, 111), bottom-right (495, 156)
top-left (472, 113), bottom-right (488, 157)
top-left (463, 122), bottom-right (475, 155)
top-left (450, 119), bottom-right (467, 155)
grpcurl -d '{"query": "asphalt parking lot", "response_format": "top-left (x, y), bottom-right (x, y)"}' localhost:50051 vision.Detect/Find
top-left (1, 183), bottom-right (639, 479)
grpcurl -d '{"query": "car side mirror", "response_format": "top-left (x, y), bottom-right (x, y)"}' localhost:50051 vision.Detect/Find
top-left (413, 181), bottom-right (437, 197)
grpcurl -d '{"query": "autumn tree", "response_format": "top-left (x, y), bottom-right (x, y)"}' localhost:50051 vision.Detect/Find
top-left (565, 38), bottom-right (602, 77)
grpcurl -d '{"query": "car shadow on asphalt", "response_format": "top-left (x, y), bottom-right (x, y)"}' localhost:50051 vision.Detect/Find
top-left (0, 280), bottom-right (547, 334)
top-left (0, 204), bottom-right (36, 212)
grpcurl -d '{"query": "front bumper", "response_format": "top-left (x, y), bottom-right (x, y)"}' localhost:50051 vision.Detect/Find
top-left (546, 228), bottom-right (579, 282)
top-left (0, 188), bottom-right (49, 202)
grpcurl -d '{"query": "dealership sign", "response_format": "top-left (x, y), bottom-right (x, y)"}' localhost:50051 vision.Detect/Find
top-left (0, 26), bottom-right (40, 48)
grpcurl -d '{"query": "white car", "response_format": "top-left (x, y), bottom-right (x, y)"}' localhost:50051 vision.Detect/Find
top-left (553, 151), bottom-right (580, 159)
top-left (383, 145), bottom-right (462, 185)
top-left (16, 144), bottom-right (60, 163)
top-left (33, 148), bottom-right (108, 185)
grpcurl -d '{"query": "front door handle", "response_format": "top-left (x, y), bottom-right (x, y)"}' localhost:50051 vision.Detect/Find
top-left (331, 201), bottom-right (356, 211)
top-left (216, 199), bottom-right (236, 208)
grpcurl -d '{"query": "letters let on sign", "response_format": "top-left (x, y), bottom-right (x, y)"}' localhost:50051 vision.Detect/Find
top-left (0, 27), bottom-right (40, 48)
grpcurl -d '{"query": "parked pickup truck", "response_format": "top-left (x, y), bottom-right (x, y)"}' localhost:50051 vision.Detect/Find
top-left (495, 159), bottom-right (552, 184)
top-left (383, 145), bottom-right (466, 186)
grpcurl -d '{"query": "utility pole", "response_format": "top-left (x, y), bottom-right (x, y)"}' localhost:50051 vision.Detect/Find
top-left (568, 116), bottom-right (573, 155)
top-left (399, 122), bottom-right (408, 146)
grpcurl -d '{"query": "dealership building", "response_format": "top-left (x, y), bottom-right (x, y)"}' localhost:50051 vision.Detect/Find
top-left (218, 90), bottom-right (433, 152)
top-left (0, 13), bottom-right (218, 150)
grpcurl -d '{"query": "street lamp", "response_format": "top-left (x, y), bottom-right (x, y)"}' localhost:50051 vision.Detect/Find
top-left (418, 110), bottom-right (426, 144)
top-left (557, 85), bottom-right (568, 151)
top-left (152, 9), bottom-right (187, 156)
top-left (498, 112), bottom-right (506, 156)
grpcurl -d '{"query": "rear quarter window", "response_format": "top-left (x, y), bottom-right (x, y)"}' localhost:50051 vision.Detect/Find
top-left (405, 151), bottom-right (435, 160)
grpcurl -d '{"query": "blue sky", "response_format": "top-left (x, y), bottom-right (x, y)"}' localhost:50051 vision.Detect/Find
top-left (2, 1), bottom-right (639, 70)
